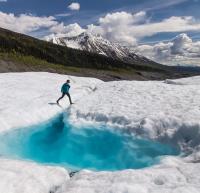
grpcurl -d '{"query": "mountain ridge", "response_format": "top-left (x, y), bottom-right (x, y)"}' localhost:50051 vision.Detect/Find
top-left (46, 32), bottom-right (162, 69)
top-left (0, 27), bottom-right (200, 81)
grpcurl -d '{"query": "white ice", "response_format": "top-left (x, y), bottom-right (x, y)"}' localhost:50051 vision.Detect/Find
top-left (0, 72), bottom-right (102, 133)
top-left (0, 72), bottom-right (200, 193)
top-left (0, 158), bottom-right (69, 193)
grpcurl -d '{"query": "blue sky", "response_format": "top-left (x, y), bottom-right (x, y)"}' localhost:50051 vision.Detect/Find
top-left (1, 1), bottom-right (200, 22)
top-left (0, 0), bottom-right (200, 65)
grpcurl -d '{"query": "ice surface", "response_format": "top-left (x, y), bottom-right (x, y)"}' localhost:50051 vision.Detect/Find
top-left (0, 158), bottom-right (69, 193)
top-left (69, 78), bottom-right (200, 155)
top-left (0, 72), bottom-right (102, 132)
top-left (58, 158), bottom-right (200, 193)
top-left (1, 72), bottom-right (200, 192)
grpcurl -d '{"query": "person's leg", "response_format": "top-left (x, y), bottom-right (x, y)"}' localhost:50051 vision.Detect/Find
top-left (66, 93), bottom-right (73, 104)
top-left (57, 93), bottom-right (65, 104)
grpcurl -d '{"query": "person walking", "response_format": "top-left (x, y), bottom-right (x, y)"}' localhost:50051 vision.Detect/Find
top-left (57, 80), bottom-right (73, 105)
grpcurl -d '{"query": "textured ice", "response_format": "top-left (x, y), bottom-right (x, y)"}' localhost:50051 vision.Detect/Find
top-left (69, 78), bottom-right (200, 156)
top-left (0, 158), bottom-right (68, 193)
top-left (0, 113), bottom-right (179, 171)
top-left (0, 72), bottom-right (102, 132)
top-left (0, 72), bottom-right (200, 193)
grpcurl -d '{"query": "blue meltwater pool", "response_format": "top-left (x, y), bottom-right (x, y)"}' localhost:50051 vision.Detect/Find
top-left (0, 113), bottom-right (179, 171)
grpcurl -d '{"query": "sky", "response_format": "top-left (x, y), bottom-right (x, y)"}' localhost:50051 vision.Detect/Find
top-left (0, 0), bottom-right (200, 66)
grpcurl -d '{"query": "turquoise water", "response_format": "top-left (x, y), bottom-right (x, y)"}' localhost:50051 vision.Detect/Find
top-left (0, 114), bottom-right (179, 171)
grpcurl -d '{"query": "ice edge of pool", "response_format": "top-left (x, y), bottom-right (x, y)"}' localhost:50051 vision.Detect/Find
top-left (0, 112), bottom-right (180, 172)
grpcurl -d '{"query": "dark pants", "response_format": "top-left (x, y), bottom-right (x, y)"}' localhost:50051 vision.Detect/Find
top-left (57, 92), bottom-right (72, 104)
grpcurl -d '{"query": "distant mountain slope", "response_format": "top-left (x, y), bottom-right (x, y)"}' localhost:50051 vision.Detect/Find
top-left (46, 32), bottom-right (160, 68)
top-left (0, 28), bottom-right (163, 71)
top-left (0, 27), bottom-right (199, 81)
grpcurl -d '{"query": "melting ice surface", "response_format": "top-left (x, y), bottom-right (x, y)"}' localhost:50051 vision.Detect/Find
top-left (0, 114), bottom-right (179, 171)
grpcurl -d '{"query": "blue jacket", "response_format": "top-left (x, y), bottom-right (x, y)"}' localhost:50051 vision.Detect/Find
top-left (61, 83), bottom-right (70, 93)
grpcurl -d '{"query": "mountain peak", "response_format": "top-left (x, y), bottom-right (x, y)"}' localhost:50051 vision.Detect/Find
top-left (46, 32), bottom-right (155, 66)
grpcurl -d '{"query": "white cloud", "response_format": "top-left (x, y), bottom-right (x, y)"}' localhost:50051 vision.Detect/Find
top-left (1, 9), bottom-right (200, 66)
top-left (2, 10), bottom-right (200, 47)
top-left (0, 11), bottom-right (85, 38)
top-left (0, 0), bottom-right (7, 2)
top-left (0, 12), bottom-right (58, 34)
top-left (170, 33), bottom-right (192, 55)
top-left (131, 16), bottom-right (200, 38)
top-left (135, 34), bottom-right (200, 66)
top-left (55, 13), bottom-right (71, 17)
top-left (144, 0), bottom-right (188, 11)
top-left (68, 2), bottom-right (80, 11)
top-left (87, 11), bottom-right (200, 46)
top-left (87, 11), bottom-right (147, 46)
top-left (48, 23), bottom-right (85, 37)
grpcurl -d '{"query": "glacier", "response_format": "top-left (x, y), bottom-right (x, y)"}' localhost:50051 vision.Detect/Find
top-left (0, 72), bottom-right (200, 193)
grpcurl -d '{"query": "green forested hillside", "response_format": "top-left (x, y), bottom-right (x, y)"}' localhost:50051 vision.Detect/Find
top-left (0, 28), bottom-right (167, 71)
top-left (0, 27), bottom-right (199, 81)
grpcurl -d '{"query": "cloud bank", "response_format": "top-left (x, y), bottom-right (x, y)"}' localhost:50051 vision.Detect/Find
top-left (0, 10), bottom-right (200, 66)
top-left (87, 11), bottom-right (200, 46)
top-left (0, 11), bottom-right (83, 36)
top-left (136, 33), bottom-right (200, 66)
top-left (0, 12), bottom-right (57, 34)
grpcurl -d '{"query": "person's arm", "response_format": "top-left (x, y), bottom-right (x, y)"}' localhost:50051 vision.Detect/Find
top-left (67, 84), bottom-right (70, 89)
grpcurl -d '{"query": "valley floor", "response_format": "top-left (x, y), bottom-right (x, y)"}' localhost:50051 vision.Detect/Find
top-left (1, 56), bottom-right (200, 81)
top-left (0, 72), bottom-right (200, 193)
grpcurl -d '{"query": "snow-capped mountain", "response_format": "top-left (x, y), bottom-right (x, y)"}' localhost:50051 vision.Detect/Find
top-left (46, 32), bottom-right (156, 66)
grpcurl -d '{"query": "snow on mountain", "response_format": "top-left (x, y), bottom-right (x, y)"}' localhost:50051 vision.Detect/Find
top-left (46, 32), bottom-right (153, 65)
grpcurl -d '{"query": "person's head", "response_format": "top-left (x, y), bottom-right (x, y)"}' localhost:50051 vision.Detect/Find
top-left (66, 80), bottom-right (70, 83)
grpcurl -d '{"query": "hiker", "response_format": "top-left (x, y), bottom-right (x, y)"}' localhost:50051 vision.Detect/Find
top-left (57, 80), bottom-right (73, 105)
